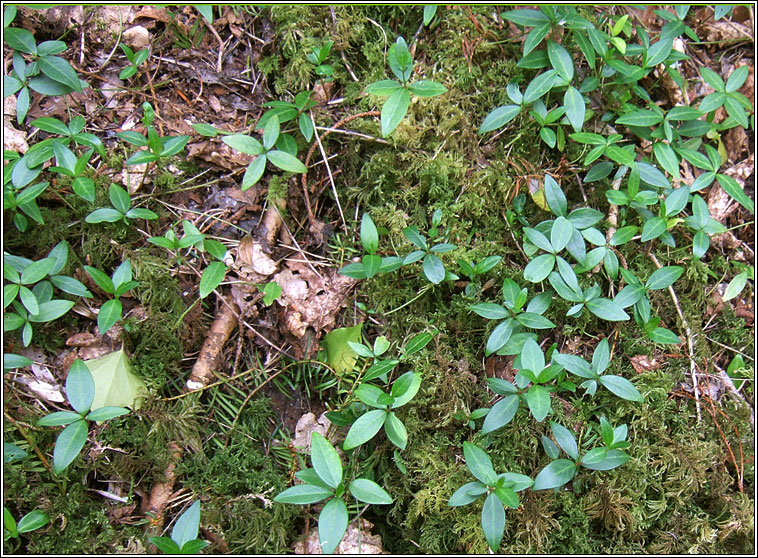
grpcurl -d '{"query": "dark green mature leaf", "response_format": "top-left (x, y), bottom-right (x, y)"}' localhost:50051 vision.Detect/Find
top-left (52, 419), bottom-right (88, 473)
top-left (486, 319), bottom-right (515, 356)
top-left (550, 421), bottom-right (579, 460)
top-left (479, 105), bottom-right (521, 134)
top-left (481, 395), bottom-right (519, 434)
top-left (149, 537), bottom-right (181, 554)
top-left (5, 27), bottom-right (37, 54)
top-left (343, 409), bottom-right (386, 450)
top-left (349, 478), bottom-right (393, 504)
top-left (448, 481), bottom-right (488, 506)
top-left (97, 299), bottom-right (122, 335)
top-left (564, 86), bottom-right (585, 132)
top-left (533, 459), bottom-right (577, 490)
top-left (599, 375), bottom-right (643, 402)
top-left (38, 55), bottom-right (82, 91)
top-left (523, 23), bottom-right (551, 56)
top-left (310, 432), bottom-right (342, 489)
top-left (586, 298), bottom-right (629, 321)
top-left (199, 261), bottom-right (226, 299)
top-left (28, 299), bottom-right (74, 322)
top-left (423, 254), bottom-right (445, 284)
top-left (85, 208), bottom-right (123, 223)
top-left (502, 8), bottom-right (550, 26)
top-left (223, 134), bottom-right (264, 156)
top-left (581, 449), bottom-right (629, 470)
top-left (526, 385), bottom-right (550, 422)
top-left (646, 266), bottom-right (683, 290)
top-left (544, 175), bottom-right (567, 217)
top-left (617, 109), bottom-right (663, 127)
top-left (463, 442), bottom-right (497, 486)
top-left (653, 142), bottom-right (680, 179)
top-left (66, 359), bottom-right (94, 414)
top-left (716, 174), bottom-right (754, 214)
top-left (267, 150), bottom-right (306, 173)
top-left (470, 303), bottom-right (509, 320)
top-left (384, 412), bottom-right (407, 449)
top-left (274, 483), bottom-right (334, 504)
top-left (381, 87), bottom-right (410, 137)
top-left (547, 40), bottom-right (574, 82)
top-left (318, 498), bottom-right (348, 554)
top-left (524, 254), bottom-right (555, 283)
top-left (360, 213), bottom-right (379, 254)
top-left (641, 217), bottom-right (667, 242)
top-left (38, 411), bottom-right (83, 426)
top-left (523, 70), bottom-right (557, 104)
top-left (481, 492), bottom-right (505, 552)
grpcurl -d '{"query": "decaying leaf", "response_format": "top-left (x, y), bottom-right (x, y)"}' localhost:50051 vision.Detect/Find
top-left (322, 324), bottom-right (362, 376)
top-left (293, 412), bottom-right (334, 452)
top-left (234, 234), bottom-right (278, 277)
top-left (84, 348), bottom-right (148, 410)
top-left (629, 355), bottom-right (664, 374)
top-left (294, 518), bottom-right (385, 555)
top-left (273, 260), bottom-right (356, 357)
top-left (14, 362), bottom-right (65, 403)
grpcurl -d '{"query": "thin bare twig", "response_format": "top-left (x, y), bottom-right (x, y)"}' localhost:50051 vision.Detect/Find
top-left (648, 252), bottom-right (701, 423)
top-left (310, 110), bottom-right (346, 233)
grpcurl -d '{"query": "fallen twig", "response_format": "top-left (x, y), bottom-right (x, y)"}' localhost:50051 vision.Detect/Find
top-left (648, 252), bottom-right (702, 423)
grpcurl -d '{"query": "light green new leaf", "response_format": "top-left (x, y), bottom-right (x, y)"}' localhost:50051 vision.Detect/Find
top-left (310, 432), bottom-right (342, 489)
top-left (222, 134), bottom-right (264, 156)
top-left (408, 80), bottom-right (447, 97)
top-left (423, 254), bottom-right (445, 284)
top-left (653, 142), bottom-right (680, 180)
top-left (84, 349), bottom-right (147, 411)
top-left (640, 217), bottom-right (667, 242)
top-left (550, 421), bottom-right (579, 460)
top-left (360, 212), bottom-right (379, 254)
top-left (524, 254), bottom-right (555, 283)
top-left (723, 272), bottom-right (748, 302)
top-left (645, 266), bottom-right (683, 290)
top-left (481, 395), bottom-right (519, 434)
top-left (448, 481), bottom-right (487, 506)
top-left (365, 79), bottom-right (403, 96)
top-left (318, 498), bottom-right (348, 554)
top-left (381, 87), bottom-right (411, 137)
top-left (172, 500), bottom-right (202, 549)
top-left (384, 412), bottom-right (408, 450)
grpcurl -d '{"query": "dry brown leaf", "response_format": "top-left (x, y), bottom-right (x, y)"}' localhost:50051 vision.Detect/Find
top-left (629, 355), bottom-right (664, 374)
top-left (273, 260), bottom-right (356, 356)
top-left (292, 412), bottom-right (334, 452)
top-left (234, 235), bottom-right (278, 277)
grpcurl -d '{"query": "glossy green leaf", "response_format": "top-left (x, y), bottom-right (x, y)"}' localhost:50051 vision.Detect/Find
top-left (448, 481), bottom-right (487, 506)
top-left (94, 299), bottom-right (120, 335)
top-left (646, 266), bottom-right (683, 291)
top-left (470, 303), bottom-right (509, 320)
top-left (550, 421), bottom-right (579, 460)
top-left (149, 537), bottom-right (181, 554)
top-left (525, 385), bottom-right (550, 422)
top-left (716, 174), bottom-right (754, 214)
top-left (199, 261), bottom-right (226, 299)
top-left (65, 359), bottom-right (94, 414)
top-left (423, 254), bottom-right (445, 284)
top-left (38, 55), bottom-right (82, 91)
top-left (408, 80), bottom-right (447, 97)
top-left (384, 412), bottom-right (407, 450)
top-left (16, 510), bottom-right (49, 534)
top-left (391, 371), bottom-right (421, 408)
top-left (599, 375), bottom-right (643, 402)
top-left (524, 254), bottom-right (555, 283)
top-left (640, 217), bottom-right (667, 242)
top-left (616, 109), bottom-right (663, 126)
top-left (28, 299), bottom-right (74, 323)
top-left (274, 483), bottom-right (334, 504)
top-left (267, 150), bottom-right (306, 173)
top-left (485, 319), bottom-right (515, 356)
top-left (564, 86), bottom-right (585, 132)
top-left (222, 134), bottom-right (264, 156)
top-left (523, 70), bottom-right (557, 104)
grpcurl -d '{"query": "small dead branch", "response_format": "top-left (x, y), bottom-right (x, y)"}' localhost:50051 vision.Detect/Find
top-left (185, 294), bottom-right (240, 390)
top-left (648, 253), bottom-right (702, 423)
top-left (142, 441), bottom-right (182, 532)
top-left (714, 363), bottom-right (755, 431)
